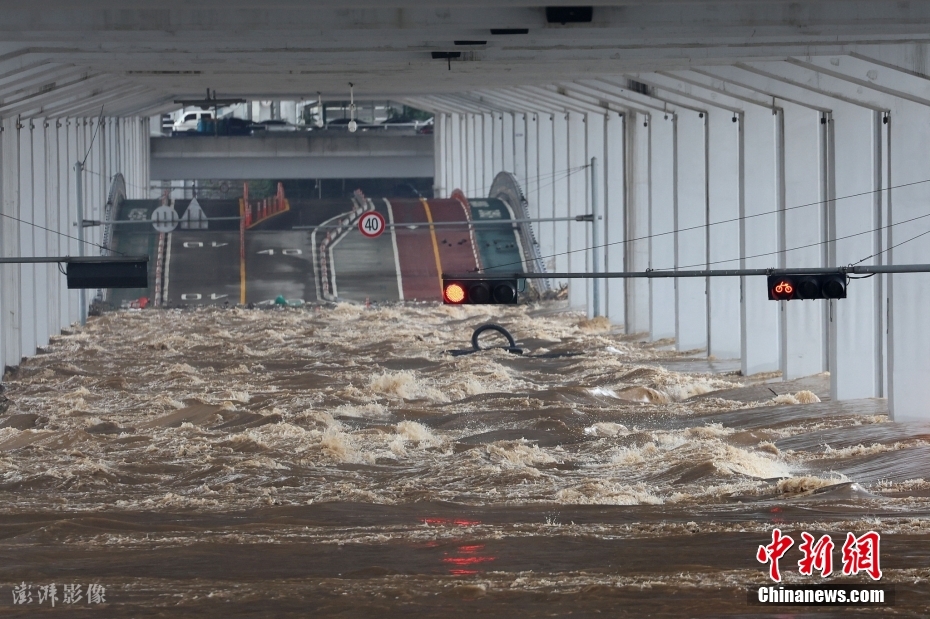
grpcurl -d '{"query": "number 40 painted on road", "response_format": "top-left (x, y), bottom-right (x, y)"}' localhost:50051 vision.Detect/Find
top-left (358, 211), bottom-right (385, 239)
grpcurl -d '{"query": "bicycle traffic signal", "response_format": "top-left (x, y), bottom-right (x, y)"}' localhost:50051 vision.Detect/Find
top-left (443, 279), bottom-right (518, 304)
top-left (768, 274), bottom-right (846, 301)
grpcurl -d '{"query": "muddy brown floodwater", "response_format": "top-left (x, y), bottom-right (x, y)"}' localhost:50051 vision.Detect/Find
top-left (0, 303), bottom-right (928, 617)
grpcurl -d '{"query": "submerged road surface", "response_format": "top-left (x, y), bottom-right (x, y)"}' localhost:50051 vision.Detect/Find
top-left (0, 305), bottom-right (926, 616)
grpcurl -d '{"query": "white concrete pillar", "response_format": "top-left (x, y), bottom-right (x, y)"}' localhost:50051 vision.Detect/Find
top-left (524, 112), bottom-right (539, 220)
top-left (625, 112), bottom-right (651, 335)
top-left (19, 119), bottom-right (37, 359)
top-left (779, 102), bottom-right (826, 378)
top-left (706, 109), bottom-right (742, 359)
top-left (567, 112), bottom-right (588, 310)
top-left (32, 119), bottom-right (50, 347)
top-left (449, 112), bottom-right (463, 192)
top-left (56, 119), bottom-right (71, 329)
top-left (740, 107), bottom-right (780, 376)
top-left (464, 114), bottom-right (476, 195)
top-left (650, 114), bottom-right (676, 341)
top-left (830, 106), bottom-right (884, 400)
top-left (886, 100), bottom-right (930, 422)
top-left (604, 111), bottom-right (626, 325)
top-left (585, 112), bottom-right (606, 317)
top-left (513, 113), bottom-right (527, 189)
top-left (502, 113), bottom-right (515, 173)
top-left (492, 113), bottom-right (504, 175)
top-left (43, 119), bottom-right (60, 340)
top-left (481, 113), bottom-right (494, 195)
top-left (674, 110), bottom-right (708, 351)
top-left (434, 114), bottom-right (446, 197)
top-left (551, 113), bottom-right (570, 287)
top-left (67, 118), bottom-right (81, 323)
top-left (0, 117), bottom-right (20, 369)
top-left (536, 113), bottom-right (556, 271)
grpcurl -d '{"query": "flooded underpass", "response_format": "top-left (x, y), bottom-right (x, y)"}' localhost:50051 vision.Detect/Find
top-left (0, 303), bottom-right (928, 617)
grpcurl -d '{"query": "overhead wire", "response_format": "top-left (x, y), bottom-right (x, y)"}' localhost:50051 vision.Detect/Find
top-left (665, 211), bottom-right (930, 272)
top-left (482, 176), bottom-right (930, 273)
top-left (0, 211), bottom-right (126, 256)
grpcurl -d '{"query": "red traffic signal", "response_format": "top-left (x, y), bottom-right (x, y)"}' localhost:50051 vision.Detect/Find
top-left (443, 279), bottom-right (518, 304)
top-left (767, 274), bottom-right (846, 301)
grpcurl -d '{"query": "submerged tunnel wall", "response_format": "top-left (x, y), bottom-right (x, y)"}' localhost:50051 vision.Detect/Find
top-left (0, 116), bottom-right (150, 373)
top-left (405, 46), bottom-right (930, 421)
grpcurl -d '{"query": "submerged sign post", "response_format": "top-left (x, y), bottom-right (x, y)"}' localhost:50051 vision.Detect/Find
top-left (358, 211), bottom-right (385, 239)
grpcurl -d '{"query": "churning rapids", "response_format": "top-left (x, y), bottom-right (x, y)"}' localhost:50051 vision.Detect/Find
top-left (0, 303), bottom-right (928, 617)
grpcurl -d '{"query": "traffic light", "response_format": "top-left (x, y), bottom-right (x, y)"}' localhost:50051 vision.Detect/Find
top-left (767, 273), bottom-right (846, 301)
top-left (443, 279), bottom-right (518, 304)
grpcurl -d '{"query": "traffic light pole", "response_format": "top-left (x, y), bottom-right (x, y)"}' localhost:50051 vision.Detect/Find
top-left (443, 264), bottom-right (930, 280)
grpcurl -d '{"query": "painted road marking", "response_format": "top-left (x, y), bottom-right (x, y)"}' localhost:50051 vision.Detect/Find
top-left (383, 198), bottom-right (405, 301)
top-left (420, 198), bottom-right (444, 294)
top-left (183, 241), bottom-right (203, 248)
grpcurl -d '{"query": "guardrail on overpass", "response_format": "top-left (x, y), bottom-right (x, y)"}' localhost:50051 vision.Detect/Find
top-left (150, 132), bottom-right (434, 180)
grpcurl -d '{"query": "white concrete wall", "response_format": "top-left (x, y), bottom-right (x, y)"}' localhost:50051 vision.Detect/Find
top-left (0, 116), bottom-right (149, 372)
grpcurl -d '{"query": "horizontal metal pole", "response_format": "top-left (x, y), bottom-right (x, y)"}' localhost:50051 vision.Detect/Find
top-left (98, 217), bottom-right (242, 226)
top-left (443, 264), bottom-right (930, 279)
top-left (0, 255), bottom-right (149, 264)
top-left (293, 215), bottom-right (592, 231)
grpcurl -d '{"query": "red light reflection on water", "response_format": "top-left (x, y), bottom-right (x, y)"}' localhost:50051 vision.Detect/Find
top-left (419, 518), bottom-right (496, 576)
top-left (440, 544), bottom-right (496, 575)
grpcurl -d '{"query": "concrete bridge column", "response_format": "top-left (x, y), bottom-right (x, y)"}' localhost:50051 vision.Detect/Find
top-left (585, 112), bottom-right (606, 317)
top-left (536, 113), bottom-right (556, 272)
top-left (706, 108), bottom-right (742, 359)
top-left (551, 113), bottom-right (570, 291)
top-left (650, 113), bottom-right (676, 341)
top-left (66, 119), bottom-right (80, 324)
top-left (625, 111), bottom-right (651, 336)
top-left (434, 114), bottom-right (448, 197)
top-left (449, 112), bottom-right (464, 193)
top-left (492, 113), bottom-right (504, 176)
top-left (604, 111), bottom-right (626, 325)
top-left (0, 117), bottom-right (20, 370)
top-left (885, 99), bottom-right (930, 421)
top-left (567, 112), bottom-right (588, 309)
top-left (481, 113), bottom-right (494, 194)
top-left (524, 112), bottom-right (540, 239)
top-left (19, 120), bottom-right (36, 359)
top-left (464, 114), bottom-right (476, 195)
top-left (674, 110), bottom-right (708, 352)
top-left (780, 102), bottom-right (826, 379)
top-left (513, 113), bottom-right (527, 191)
top-left (829, 105), bottom-right (884, 400)
top-left (502, 113), bottom-right (515, 174)
top-left (32, 119), bottom-right (51, 349)
top-left (740, 106), bottom-right (780, 376)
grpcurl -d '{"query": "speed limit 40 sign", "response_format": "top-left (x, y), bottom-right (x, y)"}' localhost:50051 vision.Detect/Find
top-left (358, 211), bottom-right (386, 239)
